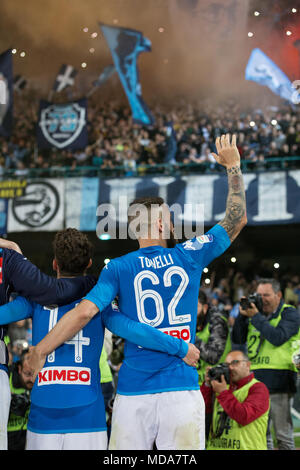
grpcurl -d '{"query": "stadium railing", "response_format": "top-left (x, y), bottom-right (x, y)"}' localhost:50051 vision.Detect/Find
top-left (1, 156), bottom-right (300, 179)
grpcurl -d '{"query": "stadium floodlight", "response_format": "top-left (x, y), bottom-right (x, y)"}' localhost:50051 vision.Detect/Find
top-left (231, 257), bottom-right (237, 263)
top-left (99, 233), bottom-right (111, 241)
top-left (203, 267), bottom-right (209, 273)
top-left (104, 258), bottom-right (110, 265)
top-left (274, 263), bottom-right (280, 269)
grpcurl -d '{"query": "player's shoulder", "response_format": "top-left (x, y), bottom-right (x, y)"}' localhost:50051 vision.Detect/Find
top-left (177, 224), bottom-right (230, 251)
top-left (2, 247), bottom-right (28, 265)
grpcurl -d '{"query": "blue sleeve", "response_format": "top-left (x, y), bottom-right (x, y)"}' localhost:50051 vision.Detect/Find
top-left (102, 304), bottom-right (188, 358)
top-left (0, 296), bottom-right (33, 325)
top-left (84, 261), bottom-right (119, 312)
top-left (4, 249), bottom-right (96, 306)
top-left (177, 224), bottom-right (231, 268)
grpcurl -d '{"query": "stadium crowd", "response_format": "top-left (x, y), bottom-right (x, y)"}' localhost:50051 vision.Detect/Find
top-left (0, 90), bottom-right (300, 176)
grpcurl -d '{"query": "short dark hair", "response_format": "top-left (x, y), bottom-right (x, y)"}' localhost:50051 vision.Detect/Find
top-left (128, 196), bottom-right (166, 234)
top-left (53, 228), bottom-right (93, 276)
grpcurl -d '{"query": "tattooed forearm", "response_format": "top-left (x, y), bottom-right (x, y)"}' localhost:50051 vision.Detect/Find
top-left (218, 166), bottom-right (247, 241)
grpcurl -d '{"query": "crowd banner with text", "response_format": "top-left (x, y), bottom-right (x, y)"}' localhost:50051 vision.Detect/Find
top-left (3, 170), bottom-right (300, 233)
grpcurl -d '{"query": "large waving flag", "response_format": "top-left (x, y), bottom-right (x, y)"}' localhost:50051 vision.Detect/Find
top-left (0, 49), bottom-right (13, 137)
top-left (245, 48), bottom-right (294, 103)
top-left (99, 23), bottom-right (155, 126)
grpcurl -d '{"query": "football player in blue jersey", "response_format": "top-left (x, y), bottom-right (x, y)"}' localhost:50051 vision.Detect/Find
top-left (0, 235), bottom-right (97, 451)
top-left (28, 134), bottom-right (247, 450)
top-left (0, 228), bottom-right (199, 450)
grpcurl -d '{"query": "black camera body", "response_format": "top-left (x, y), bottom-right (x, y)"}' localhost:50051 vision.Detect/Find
top-left (10, 393), bottom-right (30, 417)
top-left (208, 363), bottom-right (230, 384)
top-left (240, 293), bottom-right (263, 312)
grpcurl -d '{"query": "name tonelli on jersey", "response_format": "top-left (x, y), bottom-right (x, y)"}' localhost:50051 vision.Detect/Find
top-left (38, 366), bottom-right (91, 386)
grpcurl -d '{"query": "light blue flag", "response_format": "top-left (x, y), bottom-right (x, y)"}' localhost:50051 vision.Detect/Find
top-left (245, 48), bottom-right (294, 103)
top-left (99, 23), bottom-right (155, 126)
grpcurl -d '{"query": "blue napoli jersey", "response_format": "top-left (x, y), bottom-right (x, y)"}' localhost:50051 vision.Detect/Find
top-left (85, 224), bottom-right (231, 394)
top-left (0, 293), bottom-right (190, 433)
top-left (0, 248), bottom-right (96, 374)
top-left (30, 301), bottom-right (104, 410)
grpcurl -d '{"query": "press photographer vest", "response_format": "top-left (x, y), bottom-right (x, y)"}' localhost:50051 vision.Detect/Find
top-left (247, 303), bottom-right (300, 372)
top-left (207, 378), bottom-right (269, 450)
top-left (196, 314), bottom-right (231, 385)
top-left (7, 372), bottom-right (29, 433)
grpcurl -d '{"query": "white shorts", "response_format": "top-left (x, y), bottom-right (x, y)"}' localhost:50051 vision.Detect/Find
top-left (0, 369), bottom-right (10, 451)
top-left (26, 430), bottom-right (107, 450)
top-left (109, 390), bottom-right (205, 450)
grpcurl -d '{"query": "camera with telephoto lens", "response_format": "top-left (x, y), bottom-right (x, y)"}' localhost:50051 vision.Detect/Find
top-left (240, 293), bottom-right (263, 312)
top-left (208, 363), bottom-right (230, 384)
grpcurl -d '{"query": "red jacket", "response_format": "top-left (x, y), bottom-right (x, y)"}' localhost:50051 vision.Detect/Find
top-left (200, 372), bottom-right (270, 426)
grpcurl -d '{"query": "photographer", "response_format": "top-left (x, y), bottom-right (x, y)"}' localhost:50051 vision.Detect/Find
top-left (200, 350), bottom-right (270, 450)
top-left (7, 349), bottom-right (33, 450)
top-left (232, 278), bottom-right (300, 450)
top-left (195, 290), bottom-right (232, 386)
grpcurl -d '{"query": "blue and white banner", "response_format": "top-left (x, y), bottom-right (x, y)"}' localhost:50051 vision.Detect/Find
top-left (37, 98), bottom-right (88, 150)
top-left (65, 177), bottom-right (99, 230)
top-left (0, 199), bottom-right (8, 236)
top-left (245, 48), bottom-right (294, 103)
top-left (7, 179), bottom-right (64, 232)
top-left (5, 170), bottom-right (300, 233)
top-left (97, 170), bottom-right (300, 229)
top-left (0, 49), bottom-right (13, 137)
top-left (100, 23), bottom-right (155, 126)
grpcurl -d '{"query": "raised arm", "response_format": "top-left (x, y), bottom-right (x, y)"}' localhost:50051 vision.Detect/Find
top-left (212, 134), bottom-right (247, 242)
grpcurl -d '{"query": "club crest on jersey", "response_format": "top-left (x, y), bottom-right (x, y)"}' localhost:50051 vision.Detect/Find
top-left (196, 234), bottom-right (213, 244)
top-left (39, 102), bottom-right (86, 149)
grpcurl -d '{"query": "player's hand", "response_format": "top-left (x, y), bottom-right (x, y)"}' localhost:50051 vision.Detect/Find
top-left (0, 237), bottom-right (22, 254)
top-left (211, 134), bottom-right (240, 169)
top-left (183, 343), bottom-right (200, 367)
top-left (27, 345), bottom-right (47, 382)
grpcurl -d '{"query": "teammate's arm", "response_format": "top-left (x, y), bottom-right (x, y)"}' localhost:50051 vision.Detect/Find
top-left (212, 134), bottom-right (247, 242)
top-left (3, 248), bottom-right (96, 306)
top-left (0, 296), bottom-right (33, 324)
top-left (102, 305), bottom-right (199, 366)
